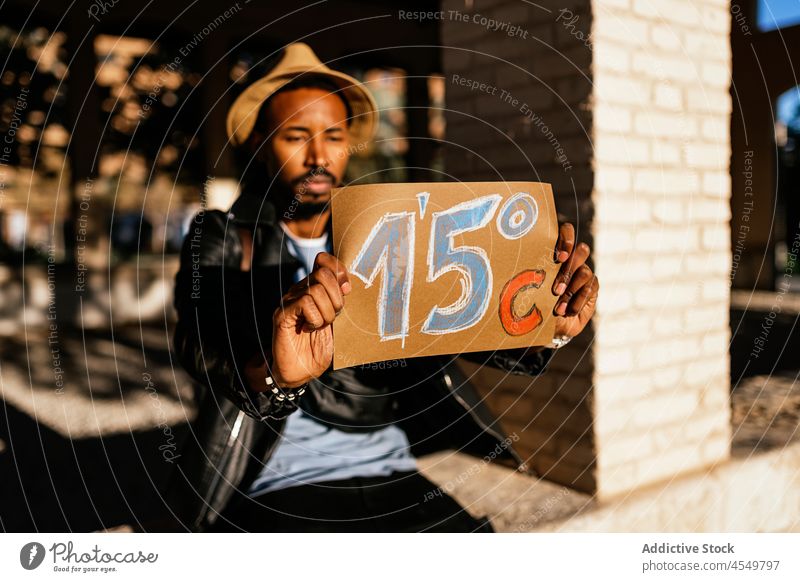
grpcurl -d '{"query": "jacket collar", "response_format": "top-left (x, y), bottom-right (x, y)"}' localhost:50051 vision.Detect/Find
top-left (228, 191), bottom-right (276, 225)
top-left (227, 192), bottom-right (333, 269)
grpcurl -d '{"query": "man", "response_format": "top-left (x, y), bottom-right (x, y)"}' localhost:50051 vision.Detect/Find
top-left (169, 43), bottom-right (598, 533)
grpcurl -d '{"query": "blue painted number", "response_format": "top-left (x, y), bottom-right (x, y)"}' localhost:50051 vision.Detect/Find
top-left (350, 212), bottom-right (415, 344)
top-left (421, 195), bottom-right (502, 335)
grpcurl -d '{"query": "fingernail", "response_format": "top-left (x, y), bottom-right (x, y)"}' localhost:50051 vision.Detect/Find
top-left (557, 251), bottom-right (569, 263)
top-left (555, 282), bottom-right (566, 295)
top-left (341, 282), bottom-right (352, 294)
top-left (556, 302), bottom-right (567, 316)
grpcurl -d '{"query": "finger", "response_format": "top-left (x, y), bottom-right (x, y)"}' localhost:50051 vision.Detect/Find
top-left (554, 222), bottom-right (575, 264)
top-left (556, 265), bottom-right (593, 316)
top-left (309, 267), bottom-right (344, 313)
top-left (294, 294), bottom-right (325, 330)
top-left (307, 283), bottom-right (337, 325)
top-left (314, 252), bottom-right (351, 294)
top-left (566, 274), bottom-right (599, 317)
top-left (553, 241), bottom-right (590, 296)
top-left (285, 274), bottom-right (313, 301)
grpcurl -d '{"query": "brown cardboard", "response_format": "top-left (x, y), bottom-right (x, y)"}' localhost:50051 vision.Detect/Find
top-left (331, 181), bottom-right (559, 369)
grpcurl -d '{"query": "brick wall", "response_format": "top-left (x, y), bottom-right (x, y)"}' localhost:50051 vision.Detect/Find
top-left (443, 0), bottom-right (598, 492)
top-left (442, 0), bottom-right (732, 498)
top-left (591, 0), bottom-right (731, 498)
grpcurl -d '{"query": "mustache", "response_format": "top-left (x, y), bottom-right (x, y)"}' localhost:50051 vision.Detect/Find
top-left (292, 168), bottom-right (338, 189)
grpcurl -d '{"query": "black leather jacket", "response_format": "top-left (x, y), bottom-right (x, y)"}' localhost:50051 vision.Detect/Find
top-left (165, 192), bottom-right (552, 532)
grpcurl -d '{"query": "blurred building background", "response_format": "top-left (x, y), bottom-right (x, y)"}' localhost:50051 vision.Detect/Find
top-left (0, 0), bottom-right (798, 532)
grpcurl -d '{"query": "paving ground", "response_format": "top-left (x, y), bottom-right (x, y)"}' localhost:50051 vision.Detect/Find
top-left (0, 325), bottom-right (195, 531)
top-left (731, 371), bottom-right (800, 456)
top-left (0, 322), bottom-right (797, 532)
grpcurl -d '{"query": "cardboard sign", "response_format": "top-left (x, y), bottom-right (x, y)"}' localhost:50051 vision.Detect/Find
top-left (331, 181), bottom-right (559, 369)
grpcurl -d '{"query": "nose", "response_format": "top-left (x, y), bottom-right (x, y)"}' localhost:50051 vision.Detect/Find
top-left (304, 134), bottom-right (330, 169)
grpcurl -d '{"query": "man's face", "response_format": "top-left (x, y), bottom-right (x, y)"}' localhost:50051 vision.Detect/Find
top-left (259, 86), bottom-right (351, 215)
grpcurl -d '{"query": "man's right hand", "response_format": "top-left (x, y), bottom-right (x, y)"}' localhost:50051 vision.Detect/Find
top-left (269, 252), bottom-right (351, 388)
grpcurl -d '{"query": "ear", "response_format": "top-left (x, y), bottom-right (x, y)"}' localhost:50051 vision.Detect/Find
top-left (246, 130), bottom-right (279, 179)
top-left (246, 129), bottom-right (267, 158)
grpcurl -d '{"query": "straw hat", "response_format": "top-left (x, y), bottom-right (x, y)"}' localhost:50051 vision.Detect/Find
top-left (226, 42), bottom-right (378, 148)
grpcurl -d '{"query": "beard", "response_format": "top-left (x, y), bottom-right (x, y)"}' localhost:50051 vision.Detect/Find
top-left (290, 199), bottom-right (330, 219)
top-left (279, 167), bottom-right (337, 219)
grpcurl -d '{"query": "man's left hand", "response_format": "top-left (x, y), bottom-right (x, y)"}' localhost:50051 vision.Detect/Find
top-left (551, 222), bottom-right (599, 339)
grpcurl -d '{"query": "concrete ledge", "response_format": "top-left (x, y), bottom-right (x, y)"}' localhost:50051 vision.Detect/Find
top-left (417, 450), bottom-right (594, 531)
top-left (419, 442), bottom-right (800, 532)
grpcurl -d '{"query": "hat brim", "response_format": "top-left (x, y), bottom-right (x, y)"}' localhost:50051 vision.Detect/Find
top-left (226, 67), bottom-right (378, 149)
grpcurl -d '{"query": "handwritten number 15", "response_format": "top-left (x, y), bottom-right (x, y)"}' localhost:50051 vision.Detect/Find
top-left (350, 193), bottom-right (540, 344)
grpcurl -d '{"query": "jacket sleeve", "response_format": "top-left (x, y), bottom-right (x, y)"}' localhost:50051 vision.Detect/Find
top-left (172, 210), bottom-right (299, 421)
top-left (459, 347), bottom-right (553, 376)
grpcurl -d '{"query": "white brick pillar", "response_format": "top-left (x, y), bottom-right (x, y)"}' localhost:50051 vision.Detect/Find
top-left (442, 0), bottom-right (732, 499)
top-left (591, 0), bottom-right (732, 498)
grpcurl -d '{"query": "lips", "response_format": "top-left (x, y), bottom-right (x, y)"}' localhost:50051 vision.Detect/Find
top-left (301, 176), bottom-right (332, 195)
